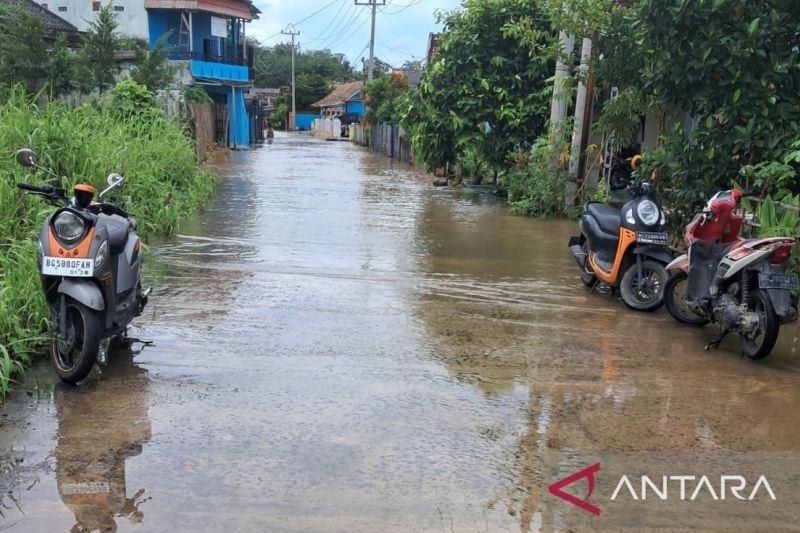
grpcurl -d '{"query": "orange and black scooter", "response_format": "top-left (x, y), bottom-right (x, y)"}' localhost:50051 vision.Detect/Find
top-left (14, 149), bottom-right (150, 383)
top-left (568, 156), bottom-right (673, 311)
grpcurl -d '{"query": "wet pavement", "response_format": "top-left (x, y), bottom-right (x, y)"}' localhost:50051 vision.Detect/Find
top-left (2, 133), bottom-right (800, 532)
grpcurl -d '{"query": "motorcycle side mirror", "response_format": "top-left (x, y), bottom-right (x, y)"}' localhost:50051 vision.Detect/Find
top-left (99, 173), bottom-right (124, 199)
top-left (107, 173), bottom-right (124, 188)
top-left (15, 148), bottom-right (38, 168)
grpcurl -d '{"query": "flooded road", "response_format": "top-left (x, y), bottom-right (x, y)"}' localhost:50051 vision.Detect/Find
top-left (2, 133), bottom-right (800, 531)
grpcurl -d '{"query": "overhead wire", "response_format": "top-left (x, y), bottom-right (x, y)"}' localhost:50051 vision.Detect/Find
top-left (305, 1), bottom-right (354, 45)
top-left (316, 5), bottom-right (366, 50)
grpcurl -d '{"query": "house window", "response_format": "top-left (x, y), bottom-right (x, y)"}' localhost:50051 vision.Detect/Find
top-left (113, 5), bottom-right (124, 11)
top-left (93, 2), bottom-right (100, 11)
top-left (41, 3), bottom-right (48, 8)
top-left (57, 6), bottom-right (67, 11)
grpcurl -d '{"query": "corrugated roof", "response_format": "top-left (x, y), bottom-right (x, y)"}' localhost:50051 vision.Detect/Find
top-left (311, 81), bottom-right (364, 108)
top-left (0, 0), bottom-right (78, 34)
top-left (144, 0), bottom-right (260, 20)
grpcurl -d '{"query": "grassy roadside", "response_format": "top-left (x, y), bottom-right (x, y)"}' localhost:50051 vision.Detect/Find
top-left (0, 86), bottom-right (217, 394)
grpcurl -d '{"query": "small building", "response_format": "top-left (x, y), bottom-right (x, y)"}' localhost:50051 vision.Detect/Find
top-left (311, 81), bottom-right (365, 123)
top-left (145, 0), bottom-right (260, 146)
top-left (3, 0), bottom-right (81, 46)
top-left (35, 0), bottom-right (148, 39)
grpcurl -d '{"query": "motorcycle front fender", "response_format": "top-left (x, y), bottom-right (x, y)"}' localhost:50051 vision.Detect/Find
top-left (58, 279), bottom-right (105, 311)
top-left (633, 245), bottom-right (674, 265)
top-left (665, 253), bottom-right (689, 272)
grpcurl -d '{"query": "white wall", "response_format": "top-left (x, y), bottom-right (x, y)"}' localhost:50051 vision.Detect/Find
top-left (38, 0), bottom-right (149, 40)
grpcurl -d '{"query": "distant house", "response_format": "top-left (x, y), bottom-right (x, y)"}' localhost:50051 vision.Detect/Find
top-left (33, 0), bottom-right (148, 39)
top-left (312, 81), bottom-right (365, 122)
top-left (146, 0), bottom-right (260, 146)
top-left (2, 0), bottom-right (80, 45)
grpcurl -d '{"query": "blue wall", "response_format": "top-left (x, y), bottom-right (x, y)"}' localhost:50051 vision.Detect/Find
top-left (227, 87), bottom-right (249, 147)
top-left (148, 10), bottom-right (230, 56)
top-left (345, 101), bottom-right (365, 118)
top-left (295, 113), bottom-right (319, 130)
top-left (191, 61), bottom-right (249, 83)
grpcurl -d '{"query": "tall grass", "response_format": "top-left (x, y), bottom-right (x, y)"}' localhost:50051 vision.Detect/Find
top-left (0, 86), bottom-right (217, 394)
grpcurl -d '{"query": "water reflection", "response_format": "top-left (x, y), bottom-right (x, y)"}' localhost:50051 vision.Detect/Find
top-left (55, 347), bottom-right (151, 532)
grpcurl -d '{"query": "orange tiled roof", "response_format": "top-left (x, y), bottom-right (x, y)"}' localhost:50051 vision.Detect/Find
top-left (311, 81), bottom-right (364, 108)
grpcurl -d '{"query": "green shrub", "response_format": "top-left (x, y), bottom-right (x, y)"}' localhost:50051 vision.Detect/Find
top-left (505, 135), bottom-right (568, 217)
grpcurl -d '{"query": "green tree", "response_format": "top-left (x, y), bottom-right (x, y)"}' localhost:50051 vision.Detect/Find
top-left (0, 5), bottom-right (47, 92)
top-left (295, 73), bottom-right (330, 109)
top-left (79, 3), bottom-right (120, 93)
top-left (46, 34), bottom-right (76, 97)
top-left (131, 35), bottom-right (177, 91)
top-left (634, 0), bottom-right (800, 227)
top-left (363, 72), bottom-right (409, 124)
top-left (253, 44), bottom-right (359, 90)
top-left (270, 93), bottom-right (289, 129)
top-left (402, 0), bottom-right (554, 174)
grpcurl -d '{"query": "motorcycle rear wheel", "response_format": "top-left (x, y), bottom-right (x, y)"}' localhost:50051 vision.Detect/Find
top-left (740, 289), bottom-right (779, 360)
top-left (51, 299), bottom-right (101, 383)
top-left (664, 272), bottom-right (709, 326)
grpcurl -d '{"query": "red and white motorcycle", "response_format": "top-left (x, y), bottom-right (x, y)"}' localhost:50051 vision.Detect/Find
top-left (664, 189), bottom-right (797, 359)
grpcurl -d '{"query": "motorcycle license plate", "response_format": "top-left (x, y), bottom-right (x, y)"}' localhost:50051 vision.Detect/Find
top-left (637, 232), bottom-right (669, 245)
top-left (41, 257), bottom-right (94, 277)
top-left (758, 273), bottom-right (798, 290)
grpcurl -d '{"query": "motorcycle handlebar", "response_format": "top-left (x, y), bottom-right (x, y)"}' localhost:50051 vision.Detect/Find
top-left (17, 182), bottom-right (45, 192)
top-left (94, 202), bottom-right (131, 219)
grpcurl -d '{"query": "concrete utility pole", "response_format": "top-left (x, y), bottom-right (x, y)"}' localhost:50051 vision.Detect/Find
top-left (549, 31), bottom-right (575, 125)
top-left (566, 36), bottom-right (594, 208)
top-left (282, 24), bottom-right (300, 131)
top-left (355, 0), bottom-right (385, 82)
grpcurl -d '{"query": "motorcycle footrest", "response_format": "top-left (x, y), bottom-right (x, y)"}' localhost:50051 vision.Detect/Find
top-left (569, 244), bottom-right (587, 269)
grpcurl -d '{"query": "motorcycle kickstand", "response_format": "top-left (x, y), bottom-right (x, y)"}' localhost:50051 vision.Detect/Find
top-left (705, 329), bottom-right (730, 351)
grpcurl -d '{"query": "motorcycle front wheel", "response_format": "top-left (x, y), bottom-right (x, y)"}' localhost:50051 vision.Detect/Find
top-left (740, 289), bottom-right (779, 360)
top-left (619, 259), bottom-right (667, 311)
top-left (664, 272), bottom-right (709, 326)
top-left (51, 299), bottom-right (101, 383)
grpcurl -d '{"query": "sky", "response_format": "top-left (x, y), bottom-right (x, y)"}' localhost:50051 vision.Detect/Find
top-left (248, 0), bottom-right (462, 68)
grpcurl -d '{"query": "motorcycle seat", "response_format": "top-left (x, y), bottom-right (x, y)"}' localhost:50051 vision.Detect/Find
top-left (585, 202), bottom-right (621, 235)
top-left (101, 214), bottom-right (131, 255)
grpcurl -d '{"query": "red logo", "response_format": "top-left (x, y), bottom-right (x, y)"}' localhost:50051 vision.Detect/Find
top-left (548, 463), bottom-right (601, 516)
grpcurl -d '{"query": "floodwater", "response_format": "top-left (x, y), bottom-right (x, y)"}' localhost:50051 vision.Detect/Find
top-left (2, 133), bottom-right (800, 532)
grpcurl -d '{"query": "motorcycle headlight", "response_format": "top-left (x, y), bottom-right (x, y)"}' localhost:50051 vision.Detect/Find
top-left (625, 208), bottom-right (635, 225)
top-left (53, 211), bottom-right (85, 243)
top-left (637, 200), bottom-right (660, 226)
top-left (94, 241), bottom-right (109, 270)
top-left (37, 241), bottom-right (44, 268)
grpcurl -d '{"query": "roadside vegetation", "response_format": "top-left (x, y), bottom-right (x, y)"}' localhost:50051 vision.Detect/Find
top-left (0, 3), bottom-right (175, 97)
top-left (390, 0), bottom-right (800, 237)
top-left (0, 84), bottom-right (215, 394)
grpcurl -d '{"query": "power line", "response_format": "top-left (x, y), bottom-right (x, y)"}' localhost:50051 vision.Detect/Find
top-left (306, 1), bottom-right (353, 45)
top-left (317, 5), bottom-right (365, 50)
top-left (295, 0), bottom-right (340, 26)
top-left (381, 0), bottom-right (424, 15)
top-left (259, 0), bottom-right (342, 43)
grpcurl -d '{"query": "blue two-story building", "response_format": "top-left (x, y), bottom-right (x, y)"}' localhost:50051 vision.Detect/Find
top-left (145, 0), bottom-right (260, 146)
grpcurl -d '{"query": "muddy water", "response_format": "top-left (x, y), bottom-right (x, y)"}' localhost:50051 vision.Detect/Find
top-left (2, 133), bottom-right (800, 532)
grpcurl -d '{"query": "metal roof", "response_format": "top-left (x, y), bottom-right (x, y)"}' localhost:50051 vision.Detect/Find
top-left (144, 0), bottom-right (260, 20)
top-left (0, 0), bottom-right (78, 34)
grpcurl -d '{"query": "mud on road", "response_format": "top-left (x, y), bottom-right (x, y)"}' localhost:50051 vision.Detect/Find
top-left (2, 133), bottom-right (800, 532)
